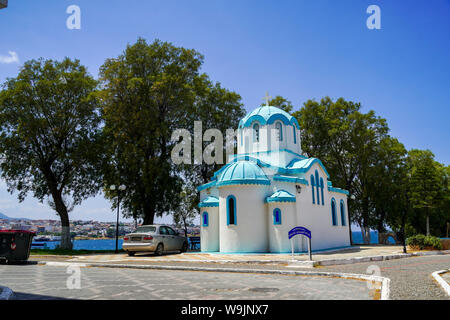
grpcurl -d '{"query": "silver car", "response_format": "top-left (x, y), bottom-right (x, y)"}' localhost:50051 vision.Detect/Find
top-left (122, 225), bottom-right (188, 256)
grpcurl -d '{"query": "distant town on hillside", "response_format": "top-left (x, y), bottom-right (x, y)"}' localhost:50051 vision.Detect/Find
top-left (0, 213), bottom-right (200, 238)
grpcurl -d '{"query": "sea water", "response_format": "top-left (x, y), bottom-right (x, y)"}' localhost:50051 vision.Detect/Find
top-left (32, 231), bottom-right (390, 251)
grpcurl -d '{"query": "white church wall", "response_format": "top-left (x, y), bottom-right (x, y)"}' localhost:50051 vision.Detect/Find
top-left (297, 163), bottom-right (350, 251)
top-left (267, 202), bottom-right (298, 253)
top-left (218, 185), bottom-right (270, 253)
top-left (200, 207), bottom-right (219, 252)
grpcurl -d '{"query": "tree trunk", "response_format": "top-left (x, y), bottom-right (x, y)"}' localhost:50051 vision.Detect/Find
top-left (365, 227), bottom-right (371, 244)
top-left (401, 211), bottom-right (407, 254)
top-left (426, 210), bottom-right (430, 236)
top-left (348, 224), bottom-right (353, 246)
top-left (183, 216), bottom-right (188, 238)
top-left (360, 226), bottom-right (371, 244)
top-left (52, 192), bottom-right (72, 250)
top-left (142, 200), bottom-right (156, 225)
top-left (143, 214), bottom-right (154, 225)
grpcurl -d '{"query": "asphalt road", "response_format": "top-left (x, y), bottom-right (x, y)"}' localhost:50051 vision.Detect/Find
top-left (0, 264), bottom-right (372, 300)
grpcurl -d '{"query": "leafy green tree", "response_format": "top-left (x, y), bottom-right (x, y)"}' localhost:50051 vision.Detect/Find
top-left (408, 150), bottom-right (442, 236)
top-left (368, 136), bottom-right (407, 234)
top-left (99, 38), bottom-right (205, 225)
top-left (0, 58), bottom-right (102, 249)
top-left (183, 77), bottom-right (245, 185)
top-left (294, 97), bottom-right (390, 243)
top-left (173, 184), bottom-right (198, 237)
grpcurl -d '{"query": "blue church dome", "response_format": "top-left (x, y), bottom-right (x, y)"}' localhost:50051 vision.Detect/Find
top-left (216, 161), bottom-right (270, 187)
top-left (238, 106), bottom-right (300, 129)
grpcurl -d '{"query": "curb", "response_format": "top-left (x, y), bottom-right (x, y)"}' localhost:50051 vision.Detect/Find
top-left (302, 250), bottom-right (450, 267)
top-left (0, 286), bottom-right (14, 300)
top-left (114, 250), bottom-right (448, 267)
top-left (38, 261), bottom-right (391, 300)
top-left (431, 269), bottom-right (450, 297)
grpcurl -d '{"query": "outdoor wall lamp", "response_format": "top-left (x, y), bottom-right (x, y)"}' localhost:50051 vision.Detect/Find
top-left (296, 185), bottom-right (302, 194)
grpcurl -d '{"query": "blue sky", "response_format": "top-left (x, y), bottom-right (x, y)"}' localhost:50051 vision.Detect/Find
top-left (0, 0), bottom-right (449, 222)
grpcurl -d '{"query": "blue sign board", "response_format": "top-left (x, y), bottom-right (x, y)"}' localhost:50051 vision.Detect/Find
top-left (288, 226), bottom-right (311, 239)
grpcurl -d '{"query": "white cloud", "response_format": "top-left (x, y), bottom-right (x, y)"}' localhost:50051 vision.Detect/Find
top-left (0, 51), bottom-right (19, 64)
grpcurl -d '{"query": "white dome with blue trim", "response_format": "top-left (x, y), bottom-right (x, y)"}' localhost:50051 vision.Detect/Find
top-left (216, 161), bottom-right (270, 187)
top-left (238, 105), bottom-right (300, 129)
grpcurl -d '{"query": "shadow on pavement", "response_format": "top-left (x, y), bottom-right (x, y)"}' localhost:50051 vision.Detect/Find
top-left (12, 292), bottom-right (74, 300)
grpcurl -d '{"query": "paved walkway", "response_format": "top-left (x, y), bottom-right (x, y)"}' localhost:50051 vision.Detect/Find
top-left (30, 245), bottom-right (406, 265)
top-left (24, 246), bottom-right (450, 300)
top-left (319, 254), bottom-right (450, 300)
top-left (0, 264), bottom-right (372, 300)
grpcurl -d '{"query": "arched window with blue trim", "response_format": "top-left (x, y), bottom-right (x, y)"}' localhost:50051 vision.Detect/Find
top-left (293, 126), bottom-right (297, 144)
top-left (310, 175), bottom-right (315, 204)
top-left (315, 170), bottom-right (320, 205)
top-left (340, 200), bottom-right (346, 226)
top-left (273, 208), bottom-right (282, 225)
top-left (320, 178), bottom-right (324, 206)
top-left (331, 198), bottom-right (337, 226)
top-left (202, 212), bottom-right (209, 227)
top-left (275, 122), bottom-right (283, 141)
top-left (227, 195), bottom-right (237, 225)
top-left (253, 123), bottom-right (260, 142)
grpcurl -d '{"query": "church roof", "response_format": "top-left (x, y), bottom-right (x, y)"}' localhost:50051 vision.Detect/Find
top-left (265, 190), bottom-right (296, 203)
top-left (238, 106), bottom-right (300, 129)
top-left (216, 161), bottom-right (270, 187)
top-left (198, 196), bottom-right (219, 208)
top-left (287, 158), bottom-right (330, 178)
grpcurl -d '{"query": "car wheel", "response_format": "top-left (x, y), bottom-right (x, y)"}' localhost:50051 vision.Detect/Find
top-left (155, 243), bottom-right (164, 256)
top-left (181, 241), bottom-right (188, 253)
top-left (127, 251), bottom-right (135, 256)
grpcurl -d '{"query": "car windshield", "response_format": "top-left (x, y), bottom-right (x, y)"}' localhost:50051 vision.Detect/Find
top-left (134, 226), bottom-right (156, 234)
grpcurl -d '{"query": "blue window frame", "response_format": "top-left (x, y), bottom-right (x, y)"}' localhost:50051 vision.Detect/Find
top-left (315, 170), bottom-right (320, 205)
top-left (310, 175), bottom-right (315, 204)
top-left (320, 178), bottom-right (324, 206)
top-left (253, 123), bottom-right (260, 142)
top-left (227, 195), bottom-right (237, 225)
top-left (276, 122), bottom-right (283, 141)
top-left (273, 208), bottom-right (282, 225)
top-left (293, 126), bottom-right (296, 144)
top-left (202, 212), bottom-right (209, 227)
top-left (340, 200), bottom-right (346, 226)
top-left (331, 198), bottom-right (337, 226)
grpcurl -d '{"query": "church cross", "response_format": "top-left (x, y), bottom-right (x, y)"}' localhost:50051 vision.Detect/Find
top-left (263, 92), bottom-right (272, 106)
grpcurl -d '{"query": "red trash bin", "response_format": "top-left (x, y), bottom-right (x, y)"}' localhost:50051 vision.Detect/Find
top-left (0, 230), bottom-right (36, 263)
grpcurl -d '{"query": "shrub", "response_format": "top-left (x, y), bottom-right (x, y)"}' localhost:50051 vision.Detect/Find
top-left (424, 235), bottom-right (443, 250)
top-left (406, 234), bottom-right (443, 250)
top-left (406, 234), bottom-right (426, 249)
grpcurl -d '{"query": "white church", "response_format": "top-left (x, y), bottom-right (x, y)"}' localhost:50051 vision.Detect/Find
top-left (197, 98), bottom-right (351, 253)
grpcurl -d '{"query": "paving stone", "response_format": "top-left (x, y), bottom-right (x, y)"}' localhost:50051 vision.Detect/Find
top-left (0, 264), bottom-right (372, 300)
